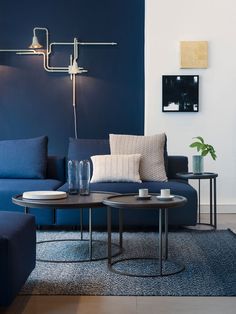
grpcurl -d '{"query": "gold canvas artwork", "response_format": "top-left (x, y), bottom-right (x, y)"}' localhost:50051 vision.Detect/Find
top-left (180, 41), bottom-right (208, 68)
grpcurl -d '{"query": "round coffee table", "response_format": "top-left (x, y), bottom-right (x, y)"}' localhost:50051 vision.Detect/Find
top-left (103, 193), bottom-right (187, 277)
top-left (12, 191), bottom-right (123, 262)
top-left (176, 172), bottom-right (218, 229)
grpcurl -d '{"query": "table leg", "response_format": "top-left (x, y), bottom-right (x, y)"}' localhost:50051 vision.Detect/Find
top-left (80, 209), bottom-right (83, 240)
top-left (53, 208), bottom-right (56, 225)
top-left (198, 179), bottom-right (201, 223)
top-left (24, 207), bottom-right (28, 214)
top-left (164, 208), bottom-right (168, 260)
top-left (210, 179), bottom-right (213, 226)
top-left (107, 206), bottom-right (112, 266)
top-left (89, 208), bottom-right (92, 260)
top-left (119, 209), bottom-right (123, 249)
top-left (214, 178), bottom-right (217, 228)
top-left (159, 209), bottom-right (163, 276)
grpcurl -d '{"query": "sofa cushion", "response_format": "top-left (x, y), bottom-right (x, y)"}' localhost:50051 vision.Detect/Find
top-left (109, 133), bottom-right (167, 182)
top-left (0, 136), bottom-right (48, 179)
top-left (68, 138), bottom-right (110, 175)
top-left (91, 179), bottom-right (197, 226)
top-left (91, 154), bottom-right (142, 183)
top-left (0, 179), bottom-right (63, 212)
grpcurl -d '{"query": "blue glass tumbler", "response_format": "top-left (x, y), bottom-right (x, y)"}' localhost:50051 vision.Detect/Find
top-left (68, 160), bottom-right (79, 195)
top-left (79, 160), bottom-right (91, 195)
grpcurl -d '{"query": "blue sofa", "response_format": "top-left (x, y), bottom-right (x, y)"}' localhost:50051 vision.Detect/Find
top-left (0, 137), bottom-right (198, 228)
top-left (57, 139), bottom-right (198, 227)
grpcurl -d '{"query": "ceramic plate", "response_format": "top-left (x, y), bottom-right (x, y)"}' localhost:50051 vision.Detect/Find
top-left (156, 195), bottom-right (174, 201)
top-left (23, 191), bottom-right (67, 200)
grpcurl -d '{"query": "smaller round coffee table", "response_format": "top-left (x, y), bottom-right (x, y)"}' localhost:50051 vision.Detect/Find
top-left (12, 191), bottom-right (123, 263)
top-left (103, 193), bottom-right (187, 277)
top-left (176, 172), bottom-right (218, 229)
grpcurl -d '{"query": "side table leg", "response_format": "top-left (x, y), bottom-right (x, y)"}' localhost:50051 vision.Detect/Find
top-left (214, 178), bottom-right (217, 228)
top-left (89, 208), bottom-right (92, 260)
top-left (210, 179), bottom-right (213, 226)
top-left (107, 207), bottom-right (112, 266)
top-left (80, 209), bottom-right (83, 240)
top-left (53, 208), bottom-right (56, 225)
top-left (159, 209), bottom-right (163, 276)
top-left (198, 179), bottom-right (201, 223)
top-left (164, 208), bottom-right (168, 260)
top-left (24, 207), bottom-right (29, 214)
top-left (119, 209), bottom-right (123, 249)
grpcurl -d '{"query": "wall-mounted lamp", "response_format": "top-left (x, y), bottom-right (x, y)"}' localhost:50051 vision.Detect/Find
top-left (0, 27), bottom-right (117, 138)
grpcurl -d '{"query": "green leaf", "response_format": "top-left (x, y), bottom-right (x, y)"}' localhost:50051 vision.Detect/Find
top-left (193, 136), bottom-right (204, 144)
top-left (189, 142), bottom-right (200, 148)
top-left (201, 150), bottom-right (208, 157)
top-left (210, 151), bottom-right (217, 160)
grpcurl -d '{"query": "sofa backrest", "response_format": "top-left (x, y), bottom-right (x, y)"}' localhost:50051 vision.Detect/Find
top-left (68, 138), bottom-right (110, 175)
top-left (46, 156), bottom-right (65, 182)
top-left (167, 156), bottom-right (188, 180)
top-left (0, 136), bottom-right (48, 179)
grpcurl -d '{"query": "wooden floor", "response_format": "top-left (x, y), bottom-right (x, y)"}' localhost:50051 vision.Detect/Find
top-left (1, 214), bottom-right (236, 314)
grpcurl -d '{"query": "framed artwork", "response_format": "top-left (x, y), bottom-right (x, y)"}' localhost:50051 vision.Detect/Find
top-left (180, 41), bottom-right (208, 69)
top-left (162, 75), bottom-right (199, 112)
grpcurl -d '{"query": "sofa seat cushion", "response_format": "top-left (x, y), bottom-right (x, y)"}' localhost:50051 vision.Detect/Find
top-left (89, 180), bottom-right (194, 196)
top-left (0, 179), bottom-right (63, 212)
top-left (0, 136), bottom-right (48, 179)
top-left (0, 178), bottom-right (62, 192)
top-left (59, 179), bottom-right (193, 197)
top-left (57, 180), bottom-right (197, 227)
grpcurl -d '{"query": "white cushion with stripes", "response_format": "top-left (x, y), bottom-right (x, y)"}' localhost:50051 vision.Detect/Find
top-left (90, 154), bottom-right (142, 183)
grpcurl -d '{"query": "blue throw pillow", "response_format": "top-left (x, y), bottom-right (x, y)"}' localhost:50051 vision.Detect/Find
top-left (0, 136), bottom-right (48, 179)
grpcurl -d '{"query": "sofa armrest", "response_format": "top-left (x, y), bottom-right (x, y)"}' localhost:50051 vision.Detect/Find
top-left (46, 156), bottom-right (65, 182)
top-left (167, 156), bottom-right (188, 180)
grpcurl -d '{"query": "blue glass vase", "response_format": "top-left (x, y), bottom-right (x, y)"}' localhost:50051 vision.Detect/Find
top-left (192, 155), bottom-right (204, 174)
top-left (68, 160), bottom-right (79, 195)
top-left (79, 160), bottom-right (91, 195)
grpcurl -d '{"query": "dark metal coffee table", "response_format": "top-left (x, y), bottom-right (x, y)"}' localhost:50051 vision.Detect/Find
top-left (103, 193), bottom-right (187, 277)
top-left (176, 172), bottom-right (218, 228)
top-left (12, 191), bottom-right (123, 262)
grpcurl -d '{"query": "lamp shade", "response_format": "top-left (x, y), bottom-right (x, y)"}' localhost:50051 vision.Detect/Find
top-left (29, 35), bottom-right (43, 49)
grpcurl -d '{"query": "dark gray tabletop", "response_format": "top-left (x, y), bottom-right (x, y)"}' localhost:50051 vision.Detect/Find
top-left (176, 172), bottom-right (218, 180)
top-left (103, 193), bottom-right (187, 209)
top-left (12, 191), bottom-right (117, 209)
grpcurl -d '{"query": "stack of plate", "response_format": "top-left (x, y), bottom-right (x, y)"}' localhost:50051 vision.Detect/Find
top-left (22, 191), bottom-right (67, 200)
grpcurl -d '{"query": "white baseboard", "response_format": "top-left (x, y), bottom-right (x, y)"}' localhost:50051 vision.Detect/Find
top-left (200, 204), bottom-right (236, 214)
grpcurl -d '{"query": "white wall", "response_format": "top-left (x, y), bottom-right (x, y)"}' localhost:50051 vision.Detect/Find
top-left (145, 0), bottom-right (236, 212)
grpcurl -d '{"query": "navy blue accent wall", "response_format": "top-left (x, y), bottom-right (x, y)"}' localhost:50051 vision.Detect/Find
top-left (0, 0), bottom-right (144, 156)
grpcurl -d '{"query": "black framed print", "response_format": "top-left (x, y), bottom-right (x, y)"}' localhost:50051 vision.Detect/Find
top-left (162, 75), bottom-right (199, 112)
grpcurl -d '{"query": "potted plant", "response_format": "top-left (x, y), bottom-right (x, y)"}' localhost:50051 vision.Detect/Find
top-left (189, 136), bottom-right (217, 174)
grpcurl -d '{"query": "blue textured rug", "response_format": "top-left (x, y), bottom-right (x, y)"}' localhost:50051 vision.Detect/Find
top-left (20, 229), bottom-right (236, 296)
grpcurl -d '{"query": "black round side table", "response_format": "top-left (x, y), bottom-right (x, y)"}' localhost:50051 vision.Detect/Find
top-left (103, 193), bottom-right (187, 277)
top-left (176, 172), bottom-right (218, 229)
